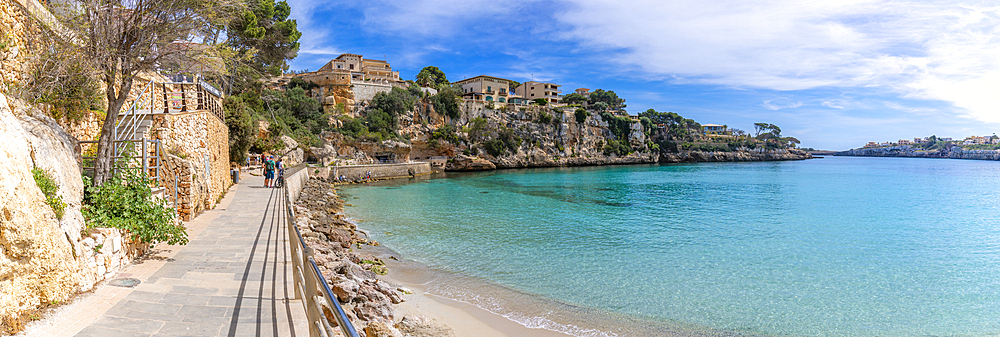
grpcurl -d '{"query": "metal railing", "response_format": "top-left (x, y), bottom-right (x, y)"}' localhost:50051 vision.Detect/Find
top-left (113, 80), bottom-right (155, 155)
top-left (79, 138), bottom-right (180, 211)
top-left (283, 183), bottom-right (360, 337)
top-left (159, 80), bottom-right (224, 122)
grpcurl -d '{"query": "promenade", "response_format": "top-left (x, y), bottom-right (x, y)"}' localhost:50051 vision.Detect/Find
top-left (29, 174), bottom-right (307, 337)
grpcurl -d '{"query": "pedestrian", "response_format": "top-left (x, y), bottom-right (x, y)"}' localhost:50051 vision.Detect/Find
top-left (275, 157), bottom-right (285, 188)
top-left (264, 155), bottom-right (276, 187)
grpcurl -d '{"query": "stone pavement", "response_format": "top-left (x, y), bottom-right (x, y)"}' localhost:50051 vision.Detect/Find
top-left (31, 174), bottom-right (307, 337)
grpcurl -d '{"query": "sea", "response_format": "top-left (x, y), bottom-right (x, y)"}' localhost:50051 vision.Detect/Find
top-left (339, 156), bottom-right (1000, 336)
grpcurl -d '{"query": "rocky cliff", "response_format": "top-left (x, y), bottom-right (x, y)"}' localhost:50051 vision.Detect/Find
top-left (661, 149), bottom-right (813, 163)
top-left (835, 146), bottom-right (1000, 161)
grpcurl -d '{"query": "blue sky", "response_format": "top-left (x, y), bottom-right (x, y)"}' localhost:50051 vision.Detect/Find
top-left (285, 0), bottom-right (1000, 150)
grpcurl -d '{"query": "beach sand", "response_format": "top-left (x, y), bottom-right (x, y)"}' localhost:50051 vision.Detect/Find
top-left (356, 244), bottom-right (573, 337)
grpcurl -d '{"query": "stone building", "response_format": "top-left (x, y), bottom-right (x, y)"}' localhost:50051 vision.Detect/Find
top-left (515, 81), bottom-right (562, 104)
top-left (453, 75), bottom-right (517, 103)
top-left (295, 53), bottom-right (406, 114)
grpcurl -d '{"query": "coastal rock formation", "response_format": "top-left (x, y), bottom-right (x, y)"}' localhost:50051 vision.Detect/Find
top-left (445, 154), bottom-right (495, 171)
top-left (835, 146), bottom-right (1000, 161)
top-left (293, 178), bottom-right (437, 333)
top-left (660, 149), bottom-right (813, 163)
top-left (279, 135), bottom-right (304, 165)
top-left (0, 93), bottom-right (83, 330)
top-left (395, 315), bottom-right (456, 337)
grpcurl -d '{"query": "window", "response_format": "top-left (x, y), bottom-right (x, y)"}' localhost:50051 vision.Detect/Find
top-left (486, 96), bottom-right (493, 101)
top-left (499, 97), bottom-right (506, 103)
top-left (487, 86), bottom-right (492, 92)
top-left (531, 93), bottom-right (535, 96)
top-left (350, 64), bottom-right (355, 70)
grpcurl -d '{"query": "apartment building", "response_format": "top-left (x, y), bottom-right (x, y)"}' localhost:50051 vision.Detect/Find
top-left (515, 81), bottom-right (561, 104)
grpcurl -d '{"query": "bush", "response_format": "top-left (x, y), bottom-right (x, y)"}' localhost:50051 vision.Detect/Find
top-left (32, 167), bottom-right (65, 219)
top-left (575, 108), bottom-right (590, 124)
top-left (484, 139), bottom-right (505, 157)
top-left (431, 124), bottom-right (462, 145)
top-left (82, 163), bottom-right (184, 245)
top-left (537, 111), bottom-right (553, 124)
top-left (603, 139), bottom-right (630, 156)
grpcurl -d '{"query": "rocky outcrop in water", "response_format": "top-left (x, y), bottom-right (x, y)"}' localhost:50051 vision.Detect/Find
top-left (835, 146), bottom-right (1000, 161)
top-left (660, 149), bottom-right (813, 163)
top-left (445, 154), bottom-right (495, 171)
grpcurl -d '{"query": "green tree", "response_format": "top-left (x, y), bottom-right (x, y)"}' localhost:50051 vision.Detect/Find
top-left (415, 66), bottom-right (449, 88)
top-left (533, 98), bottom-right (548, 106)
top-left (589, 89), bottom-right (625, 111)
top-left (562, 93), bottom-right (588, 105)
top-left (574, 108), bottom-right (590, 124)
top-left (224, 0), bottom-right (302, 90)
top-left (224, 95), bottom-right (257, 163)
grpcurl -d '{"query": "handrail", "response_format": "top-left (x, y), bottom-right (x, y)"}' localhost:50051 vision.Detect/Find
top-left (283, 184), bottom-right (360, 337)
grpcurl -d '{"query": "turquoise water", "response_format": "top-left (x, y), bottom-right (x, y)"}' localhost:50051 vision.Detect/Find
top-left (341, 157), bottom-right (1000, 336)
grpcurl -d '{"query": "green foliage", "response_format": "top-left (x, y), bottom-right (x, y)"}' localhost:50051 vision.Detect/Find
top-left (224, 95), bottom-right (257, 163)
top-left (415, 66), bottom-right (449, 87)
top-left (574, 108), bottom-right (590, 124)
top-left (537, 111), bottom-right (553, 124)
top-left (430, 124), bottom-right (462, 145)
top-left (430, 88), bottom-right (461, 118)
top-left (371, 87), bottom-right (418, 117)
top-left (562, 93), bottom-right (588, 105)
top-left (681, 142), bottom-right (731, 152)
top-left (32, 168), bottom-right (66, 219)
top-left (483, 128), bottom-right (522, 157)
top-left (603, 139), bottom-right (630, 156)
top-left (592, 101), bottom-right (609, 112)
top-left (588, 89), bottom-right (625, 111)
top-left (226, 0), bottom-right (302, 81)
top-left (532, 98), bottom-right (548, 106)
top-left (600, 112), bottom-right (634, 141)
top-left (82, 163), bottom-right (184, 245)
top-left (261, 87), bottom-right (326, 147)
top-left (467, 117), bottom-right (489, 142)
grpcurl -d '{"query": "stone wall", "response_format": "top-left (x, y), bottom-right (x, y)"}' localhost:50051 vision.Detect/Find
top-left (352, 82), bottom-right (393, 104)
top-left (1, 0), bottom-right (38, 87)
top-left (152, 111), bottom-right (231, 221)
top-left (324, 162), bottom-right (431, 181)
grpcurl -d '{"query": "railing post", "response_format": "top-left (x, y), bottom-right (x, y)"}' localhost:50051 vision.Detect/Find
top-left (197, 87), bottom-right (205, 110)
top-left (303, 253), bottom-right (321, 337)
top-left (162, 82), bottom-right (170, 113)
top-left (180, 84), bottom-right (188, 112)
top-left (142, 140), bottom-right (148, 179)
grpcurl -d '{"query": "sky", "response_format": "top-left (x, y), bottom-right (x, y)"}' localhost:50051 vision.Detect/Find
top-left (284, 0), bottom-right (1000, 150)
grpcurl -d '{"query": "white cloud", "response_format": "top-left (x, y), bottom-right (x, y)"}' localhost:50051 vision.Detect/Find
top-left (762, 98), bottom-right (803, 110)
top-left (554, 0), bottom-right (1000, 124)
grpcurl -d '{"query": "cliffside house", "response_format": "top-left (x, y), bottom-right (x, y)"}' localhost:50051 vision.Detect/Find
top-left (515, 81), bottom-right (562, 104)
top-left (865, 142), bottom-right (879, 148)
top-left (453, 75), bottom-right (518, 103)
top-left (296, 53), bottom-right (402, 87)
top-left (898, 139), bottom-right (912, 145)
top-left (702, 124), bottom-right (729, 135)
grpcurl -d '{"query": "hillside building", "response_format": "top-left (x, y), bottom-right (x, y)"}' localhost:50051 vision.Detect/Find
top-left (515, 81), bottom-right (561, 104)
top-left (453, 75), bottom-right (517, 103)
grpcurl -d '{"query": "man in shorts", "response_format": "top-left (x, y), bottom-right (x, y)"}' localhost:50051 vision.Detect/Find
top-left (264, 155), bottom-right (276, 187)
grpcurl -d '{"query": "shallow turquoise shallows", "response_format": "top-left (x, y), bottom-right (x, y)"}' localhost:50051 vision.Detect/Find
top-left (341, 156), bottom-right (1000, 336)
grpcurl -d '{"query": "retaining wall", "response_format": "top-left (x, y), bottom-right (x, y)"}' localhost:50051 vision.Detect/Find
top-left (285, 165), bottom-right (310, 204)
top-left (324, 162), bottom-right (431, 181)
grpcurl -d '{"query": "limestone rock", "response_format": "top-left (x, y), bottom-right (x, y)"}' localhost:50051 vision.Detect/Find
top-left (364, 320), bottom-right (402, 337)
top-left (0, 93), bottom-right (82, 325)
top-left (395, 315), bottom-right (456, 337)
top-left (279, 135), bottom-right (304, 166)
top-left (445, 154), bottom-right (495, 171)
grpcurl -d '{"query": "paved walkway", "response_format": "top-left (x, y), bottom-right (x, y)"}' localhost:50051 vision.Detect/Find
top-left (32, 174), bottom-right (307, 337)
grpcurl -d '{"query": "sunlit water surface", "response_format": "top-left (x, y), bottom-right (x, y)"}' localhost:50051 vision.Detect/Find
top-left (341, 157), bottom-right (1000, 336)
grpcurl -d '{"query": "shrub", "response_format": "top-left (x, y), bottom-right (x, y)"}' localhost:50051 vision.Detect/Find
top-left (32, 167), bottom-right (66, 219)
top-left (575, 108), bottom-right (590, 124)
top-left (484, 139), bottom-right (505, 157)
top-left (82, 162), bottom-right (184, 245)
top-left (537, 111), bottom-right (553, 124)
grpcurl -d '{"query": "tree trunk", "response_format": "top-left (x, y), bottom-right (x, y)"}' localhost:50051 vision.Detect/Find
top-left (93, 75), bottom-right (134, 186)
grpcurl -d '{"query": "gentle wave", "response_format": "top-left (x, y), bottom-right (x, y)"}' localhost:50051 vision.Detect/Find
top-left (430, 284), bottom-right (620, 337)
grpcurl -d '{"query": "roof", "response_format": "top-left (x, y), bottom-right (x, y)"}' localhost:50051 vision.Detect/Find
top-left (453, 75), bottom-right (515, 85)
top-left (336, 53), bottom-right (363, 59)
top-left (702, 124), bottom-right (726, 127)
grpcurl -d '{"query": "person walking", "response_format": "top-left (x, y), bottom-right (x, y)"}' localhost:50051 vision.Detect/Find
top-left (264, 155), bottom-right (276, 187)
top-left (275, 157), bottom-right (285, 188)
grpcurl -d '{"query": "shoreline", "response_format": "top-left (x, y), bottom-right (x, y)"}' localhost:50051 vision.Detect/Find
top-left (336, 177), bottom-right (774, 337)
